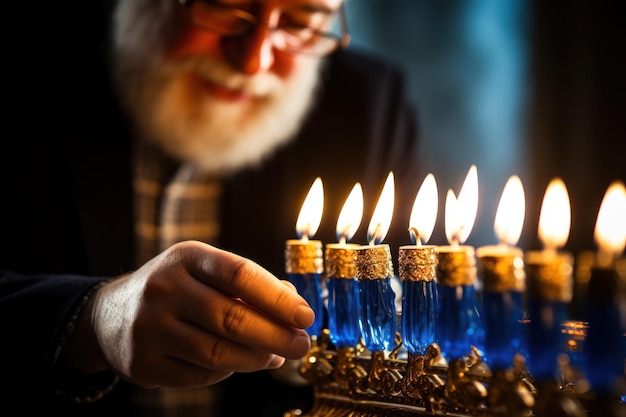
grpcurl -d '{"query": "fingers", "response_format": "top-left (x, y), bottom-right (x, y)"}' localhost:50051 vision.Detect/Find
top-left (174, 241), bottom-right (315, 329)
top-left (147, 313), bottom-right (289, 371)
top-left (172, 276), bottom-right (312, 360)
top-left (129, 313), bottom-right (286, 388)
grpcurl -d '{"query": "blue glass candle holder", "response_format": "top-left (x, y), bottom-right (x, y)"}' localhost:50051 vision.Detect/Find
top-left (398, 245), bottom-right (439, 356)
top-left (584, 265), bottom-right (625, 395)
top-left (436, 246), bottom-right (485, 361)
top-left (285, 239), bottom-right (325, 338)
top-left (325, 243), bottom-right (361, 348)
top-left (355, 244), bottom-right (397, 352)
top-left (477, 247), bottom-right (525, 370)
top-left (524, 250), bottom-right (574, 382)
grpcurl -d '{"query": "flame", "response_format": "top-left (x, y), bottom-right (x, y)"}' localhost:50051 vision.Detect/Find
top-left (538, 177), bottom-right (571, 252)
top-left (336, 183), bottom-right (364, 244)
top-left (295, 177), bottom-right (324, 240)
top-left (444, 190), bottom-right (460, 245)
top-left (408, 173), bottom-right (438, 245)
top-left (367, 172), bottom-right (395, 245)
top-left (594, 180), bottom-right (626, 259)
top-left (444, 165), bottom-right (478, 245)
top-left (494, 175), bottom-right (525, 246)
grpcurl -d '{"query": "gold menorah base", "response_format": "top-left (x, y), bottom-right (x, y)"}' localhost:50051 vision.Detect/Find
top-left (285, 329), bottom-right (619, 417)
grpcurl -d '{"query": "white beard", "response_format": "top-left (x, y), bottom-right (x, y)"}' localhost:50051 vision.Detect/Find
top-left (111, 0), bottom-right (325, 174)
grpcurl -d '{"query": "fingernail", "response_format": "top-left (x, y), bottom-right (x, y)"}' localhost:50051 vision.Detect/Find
top-left (294, 305), bottom-right (315, 328)
top-left (291, 334), bottom-right (311, 358)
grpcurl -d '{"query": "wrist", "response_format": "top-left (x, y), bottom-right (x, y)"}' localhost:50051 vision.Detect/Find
top-left (56, 283), bottom-right (109, 375)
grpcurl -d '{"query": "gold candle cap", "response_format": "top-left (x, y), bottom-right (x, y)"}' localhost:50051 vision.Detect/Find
top-left (476, 246), bottom-right (525, 292)
top-left (524, 250), bottom-right (574, 302)
top-left (436, 245), bottom-right (477, 286)
top-left (285, 239), bottom-right (324, 274)
top-left (355, 244), bottom-right (394, 280)
top-left (324, 243), bottom-right (360, 279)
top-left (398, 245), bottom-right (438, 282)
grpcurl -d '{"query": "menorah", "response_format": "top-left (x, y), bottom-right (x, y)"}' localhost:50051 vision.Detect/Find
top-left (283, 238), bottom-right (626, 417)
top-left (283, 174), bottom-right (626, 417)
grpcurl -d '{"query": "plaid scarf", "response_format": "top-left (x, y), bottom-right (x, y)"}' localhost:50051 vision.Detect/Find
top-left (133, 141), bottom-right (223, 265)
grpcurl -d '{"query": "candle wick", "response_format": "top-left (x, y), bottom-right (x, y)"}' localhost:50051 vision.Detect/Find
top-left (409, 227), bottom-right (421, 246)
top-left (337, 225), bottom-right (351, 244)
top-left (450, 225), bottom-right (465, 247)
top-left (451, 232), bottom-right (459, 246)
top-left (302, 234), bottom-right (310, 243)
top-left (369, 223), bottom-right (382, 246)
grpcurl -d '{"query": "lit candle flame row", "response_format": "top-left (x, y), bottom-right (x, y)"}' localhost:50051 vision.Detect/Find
top-left (295, 171), bottom-right (626, 259)
top-left (296, 167), bottom-right (475, 247)
top-left (295, 173), bottom-right (398, 246)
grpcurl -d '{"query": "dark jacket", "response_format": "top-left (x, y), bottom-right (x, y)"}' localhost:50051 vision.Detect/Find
top-left (1, 34), bottom-right (420, 415)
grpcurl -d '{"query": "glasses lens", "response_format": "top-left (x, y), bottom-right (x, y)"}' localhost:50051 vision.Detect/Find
top-left (276, 28), bottom-right (340, 55)
top-left (274, 7), bottom-right (344, 55)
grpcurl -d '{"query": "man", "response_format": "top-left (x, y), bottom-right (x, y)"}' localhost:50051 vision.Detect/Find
top-left (1, 0), bottom-right (419, 415)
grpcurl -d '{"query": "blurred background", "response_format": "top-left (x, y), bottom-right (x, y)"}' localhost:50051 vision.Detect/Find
top-left (345, 0), bottom-right (626, 255)
top-left (14, 0), bottom-right (624, 254)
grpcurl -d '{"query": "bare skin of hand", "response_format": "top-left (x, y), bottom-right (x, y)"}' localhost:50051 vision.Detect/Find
top-left (58, 240), bottom-right (315, 389)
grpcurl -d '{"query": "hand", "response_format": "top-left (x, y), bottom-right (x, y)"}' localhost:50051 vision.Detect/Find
top-left (69, 240), bottom-right (315, 389)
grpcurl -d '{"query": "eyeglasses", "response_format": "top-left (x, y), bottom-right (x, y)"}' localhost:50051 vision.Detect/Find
top-left (178, 0), bottom-right (350, 56)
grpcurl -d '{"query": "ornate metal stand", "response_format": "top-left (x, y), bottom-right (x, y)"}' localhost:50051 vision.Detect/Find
top-left (286, 328), bottom-right (623, 417)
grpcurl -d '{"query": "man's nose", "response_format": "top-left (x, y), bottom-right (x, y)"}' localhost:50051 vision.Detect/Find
top-left (225, 24), bottom-right (275, 75)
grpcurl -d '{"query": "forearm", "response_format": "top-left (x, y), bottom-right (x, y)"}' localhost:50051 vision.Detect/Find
top-left (0, 270), bottom-right (119, 402)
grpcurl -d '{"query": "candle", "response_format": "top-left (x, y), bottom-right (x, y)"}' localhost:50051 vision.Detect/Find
top-left (356, 172), bottom-right (397, 353)
top-left (325, 183), bottom-right (364, 349)
top-left (524, 177), bottom-right (574, 381)
top-left (398, 173), bottom-right (439, 356)
top-left (436, 165), bottom-right (485, 360)
top-left (476, 175), bottom-right (526, 370)
top-left (584, 180), bottom-right (626, 396)
top-left (285, 177), bottom-right (325, 339)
